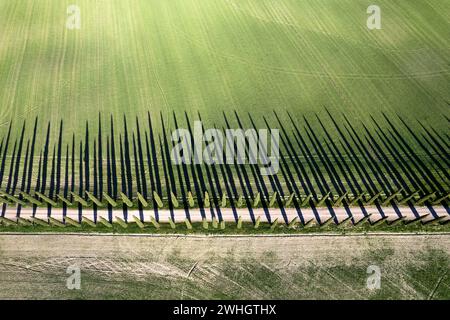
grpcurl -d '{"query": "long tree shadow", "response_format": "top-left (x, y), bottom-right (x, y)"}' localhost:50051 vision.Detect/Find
top-left (261, 115), bottom-right (304, 224)
top-left (16, 122), bottom-right (32, 217)
top-left (222, 113), bottom-right (256, 223)
top-left (315, 114), bottom-right (369, 219)
top-left (304, 117), bottom-right (345, 194)
top-left (161, 114), bottom-right (179, 221)
top-left (418, 120), bottom-right (450, 165)
top-left (183, 113), bottom-right (208, 197)
top-left (78, 141), bottom-right (83, 222)
top-left (273, 111), bottom-right (321, 222)
top-left (419, 132), bottom-right (450, 170)
top-left (325, 109), bottom-right (378, 196)
top-left (98, 116), bottom-right (103, 201)
top-left (122, 116), bottom-right (133, 202)
top-left (106, 138), bottom-right (113, 222)
top-left (233, 111), bottom-right (273, 222)
top-left (390, 114), bottom-right (449, 190)
top-left (342, 114), bottom-right (399, 217)
top-left (40, 122), bottom-right (51, 196)
top-left (133, 134), bottom-right (144, 222)
top-left (147, 112), bottom-right (161, 221)
top-left (325, 110), bottom-right (386, 218)
top-left (287, 111), bottom-right (337, 223)
top-left (345, 126), bottom-right (397, 217)
top-left (56, 120), bottom-right (63, 197)
top-left (0, 121), bottom-right (12, 189)
top-left (0, 110), bottom-right (447, 222)
top-left (84, 122), bottom-right (90, 199)
top-left (171, 148), bottom-right (190, 220)
top-left (362, 122), bottom-right (417, 218)
top-left (383, 115), bottom-right (448, 214)
top-left (369, 124), bottom-right (422, 217)
top-left (48, 146), bottom-right (56, 218)
top-left (110, 116), bottom-right (118, 199)
top-left (92, 141), bottom-right (98, 222)
top-left (184, 112), bottom-right (207, 220)
top-left (10, 122), bottom-right (27, 217)
top-left (144, 131), bottom-right (158, 218)
top-left (213, 123), bottom-right (238, 222)
top-left (119, 135), bottom-right (128, 221)
top-left (325, 109), bottom-right (388, 218)
top-left (70, 135), bottom-right (75, 203)
top-left (160, 113), bottom-right (184, 221)
top-left (2, 141), bottom-right (17, 217)
top-left (429, 125), bottom-right (449, 149)
top-left (11, 122), bottom-right (27, 193)
top-left (32, 152), bottom-right (42, 217)
top-left (158, 134), bottom-right (174, 221)
top-left (244, 112), bottom-right (287, 223)
top-left (197, 113), bottom-right (222, 222)
top-left (172, 112), bottom-right (193, 220)
top-left (136, 117), bottom-right (148, 199)
top-left (63, 144), bottom-right (69, 220)
top-left (16, 140), bottom-right (29, 218)
top-left (371, 116), bottom-right (429, 194)
top-left (15, 118), bottom-right (36, 217)
top-left (304, 116), bottom-right (353, 221)
top-left (26, 118), bottom-right (38, 196)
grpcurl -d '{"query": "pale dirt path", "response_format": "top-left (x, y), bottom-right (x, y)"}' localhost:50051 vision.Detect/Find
top-left (0, 233), bottom-right (449, 299)
top-left (3, 205), bottom-right (449, 224)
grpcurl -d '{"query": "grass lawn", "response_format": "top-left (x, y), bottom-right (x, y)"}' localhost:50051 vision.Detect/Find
top-left (1, 219), bottom-right (449, 235)
top-left (0, 0), bottom-right (448, 142)
top-left (0, 0), bottom-right (448, 212)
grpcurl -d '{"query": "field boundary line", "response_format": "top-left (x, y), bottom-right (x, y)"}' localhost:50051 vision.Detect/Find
top-left (1, 232), bottom-right (450, 238)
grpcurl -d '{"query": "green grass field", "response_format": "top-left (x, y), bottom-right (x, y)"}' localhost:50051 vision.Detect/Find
top-left (0, 0), bottom-right (449, 140)
top-left (0, 0), bottom-right (448, 216)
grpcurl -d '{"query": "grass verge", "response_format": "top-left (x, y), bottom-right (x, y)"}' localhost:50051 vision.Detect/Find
top-left (1, 220), bottom-right (449, 235)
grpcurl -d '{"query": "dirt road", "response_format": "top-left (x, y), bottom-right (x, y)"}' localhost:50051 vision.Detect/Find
top-left (3, 205), bottom-right (449, 224)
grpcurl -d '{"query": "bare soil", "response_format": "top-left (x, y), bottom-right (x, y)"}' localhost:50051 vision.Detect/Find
top-left (0, 234), bottom-right (449, 299)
